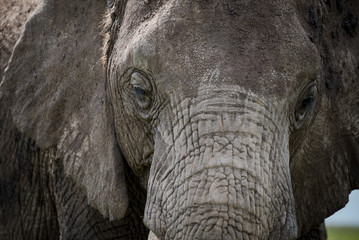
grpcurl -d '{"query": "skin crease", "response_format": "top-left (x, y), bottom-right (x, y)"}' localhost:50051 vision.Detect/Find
top-left (108, 0), bottom-right (321, 239)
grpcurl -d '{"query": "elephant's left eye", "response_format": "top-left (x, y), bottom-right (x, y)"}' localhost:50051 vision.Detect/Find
top-left (129, 71), bottom-right (153, 112)
top-left (294, 83), bottom-right (318, 129)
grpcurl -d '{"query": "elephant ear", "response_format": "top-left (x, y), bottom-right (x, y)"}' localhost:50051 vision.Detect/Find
top-left (0, 0), bottom-right (128, 220)
top-left (292, 0), bottom-right (359, 235)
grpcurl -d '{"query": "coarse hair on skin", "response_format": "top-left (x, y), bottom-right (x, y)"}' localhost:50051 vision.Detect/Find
top-left (100, 0), bottom-right (129, 72)
top-left (100, 8), bottom-right (112, 71)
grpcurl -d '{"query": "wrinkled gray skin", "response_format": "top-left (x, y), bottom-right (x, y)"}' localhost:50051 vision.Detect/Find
top-left (0, 0), bottom-right (358, 239)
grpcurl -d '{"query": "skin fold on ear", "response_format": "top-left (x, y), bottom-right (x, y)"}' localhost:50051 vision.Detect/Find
top-left (292, 0), bottom-right (359, 236)
top-left (0, 0), bottom-right (128, 220)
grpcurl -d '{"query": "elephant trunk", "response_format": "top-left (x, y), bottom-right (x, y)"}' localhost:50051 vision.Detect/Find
top-left (144, 88), bottom-right (297, 239)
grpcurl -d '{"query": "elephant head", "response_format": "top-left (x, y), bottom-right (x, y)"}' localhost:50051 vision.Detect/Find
top-left (1, 0), bottom-right (358, 239)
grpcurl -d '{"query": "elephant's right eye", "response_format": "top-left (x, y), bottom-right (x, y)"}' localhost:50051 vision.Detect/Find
top-left (132, 85), bottom-right (151, 109)
top-left (128, 71), bottom-right (153, 116)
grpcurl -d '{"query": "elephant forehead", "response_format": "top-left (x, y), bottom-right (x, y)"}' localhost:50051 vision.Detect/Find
top-left (112, 0), bottom-right (320, 99)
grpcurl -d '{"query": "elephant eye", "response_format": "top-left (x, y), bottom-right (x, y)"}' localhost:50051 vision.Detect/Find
top-left (294, 83), bottom-right (318, 129)
top-left (133, 86), bottom-right (151, 109)
top-left (129, 71), bottom-right (153, 111)
top-left (295, 96), bottom-right (315, 122)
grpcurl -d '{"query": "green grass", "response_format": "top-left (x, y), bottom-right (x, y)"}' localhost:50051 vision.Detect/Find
top-left (327, 226), bottom-right (359, 240)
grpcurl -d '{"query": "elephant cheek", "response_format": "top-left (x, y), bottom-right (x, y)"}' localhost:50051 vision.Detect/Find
top-left (143, 103), bottom-right (298, 239)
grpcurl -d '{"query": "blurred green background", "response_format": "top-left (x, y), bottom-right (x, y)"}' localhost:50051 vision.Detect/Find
top-left (327, 227), bottom-right (359, 240)
top-left (325, 190), bottom-right (359, 240)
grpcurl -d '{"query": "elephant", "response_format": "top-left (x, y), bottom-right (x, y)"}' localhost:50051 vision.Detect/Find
top-left (0, 0), bottom-right (358, 239)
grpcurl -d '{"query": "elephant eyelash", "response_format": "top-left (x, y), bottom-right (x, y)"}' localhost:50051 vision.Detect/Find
top-left (130, 71), bottom-right (152, 92)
